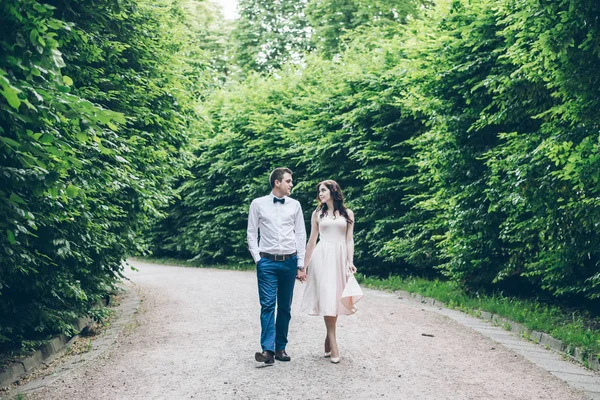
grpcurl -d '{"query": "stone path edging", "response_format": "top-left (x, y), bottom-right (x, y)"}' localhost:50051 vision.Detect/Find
top-left (0, 286), bottom-right (140, 390)
top-left (395, 290), bottom-right (599, 371)
top-left (394, 289), bottom-right (600, 399)
top-left (0, 317), bottom-right (91, 389)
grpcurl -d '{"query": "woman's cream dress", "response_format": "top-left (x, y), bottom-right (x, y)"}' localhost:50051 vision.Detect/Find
top-left (301, 214), bottom-right (363, 316)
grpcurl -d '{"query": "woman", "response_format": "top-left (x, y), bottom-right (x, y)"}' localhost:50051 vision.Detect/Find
top-left (301, 180), bottom-right (363, 363)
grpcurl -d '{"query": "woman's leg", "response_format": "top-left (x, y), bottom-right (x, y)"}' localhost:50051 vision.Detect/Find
top-left (324, 316), bottom-right (339, 359)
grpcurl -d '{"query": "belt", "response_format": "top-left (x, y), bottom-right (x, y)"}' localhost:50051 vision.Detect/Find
top-left (260, 252), bottom-right (297, 261)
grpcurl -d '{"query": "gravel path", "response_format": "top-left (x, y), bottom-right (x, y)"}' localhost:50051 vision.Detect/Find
top-left (22, 260), bottom-right (585, 399)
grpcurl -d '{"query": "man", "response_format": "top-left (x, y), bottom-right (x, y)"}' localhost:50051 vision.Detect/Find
top-left (247, 167), bottom-right (307, 364)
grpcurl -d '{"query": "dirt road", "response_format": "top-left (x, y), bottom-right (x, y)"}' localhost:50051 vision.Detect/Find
top-left (22, 260), bottom-right (585, 399)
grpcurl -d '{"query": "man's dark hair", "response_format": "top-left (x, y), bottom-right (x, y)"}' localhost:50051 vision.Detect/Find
top-left (270, 167), bottom-right (293, 188)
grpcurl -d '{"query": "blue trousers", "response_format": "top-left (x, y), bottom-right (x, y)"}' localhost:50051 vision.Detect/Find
top-left (256, 256), bottom-right (297, 352)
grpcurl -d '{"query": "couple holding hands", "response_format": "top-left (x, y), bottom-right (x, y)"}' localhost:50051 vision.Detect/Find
top-left (247, 167), bottom-right (364, 365)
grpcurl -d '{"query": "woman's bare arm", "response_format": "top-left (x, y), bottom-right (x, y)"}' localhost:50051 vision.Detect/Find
top-left (304, 210), bottom-right (319, 270)
top-left (345, 209), bottom-right (356, 273)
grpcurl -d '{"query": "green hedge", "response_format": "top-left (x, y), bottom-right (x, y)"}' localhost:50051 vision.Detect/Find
top-left (150, 0), bottom-right (600, 303)
top-left (0, 0), bottom-right (213, 350)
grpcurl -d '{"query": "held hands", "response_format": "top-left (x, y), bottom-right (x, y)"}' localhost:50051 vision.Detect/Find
top-left (296, 268), bottom-right (307, 283)
top-left (347, 263), bottom-right (357, 275)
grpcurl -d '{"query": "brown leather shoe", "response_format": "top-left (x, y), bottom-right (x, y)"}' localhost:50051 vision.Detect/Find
top-left (275, 350), bottom-right (291, 362)
top-left (255, 350), bottom-right (274, 364)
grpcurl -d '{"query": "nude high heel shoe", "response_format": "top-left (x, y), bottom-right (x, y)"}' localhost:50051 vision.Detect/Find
top-left (330, 344), bottom-right (340, 363)
top-left (329, 338), bottom-right (340, 363)
top-left (324, 337), bottom-right (331, 358)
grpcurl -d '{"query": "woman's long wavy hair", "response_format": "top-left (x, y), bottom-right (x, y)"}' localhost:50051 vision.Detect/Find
top-left (316, 180), bottom-right (353, 224)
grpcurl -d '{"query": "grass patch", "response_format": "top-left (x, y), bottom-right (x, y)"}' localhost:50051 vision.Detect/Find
top-left (357, 274), bottom-right (600, 360)
top-left (131, 256), bottom-right (255, 271)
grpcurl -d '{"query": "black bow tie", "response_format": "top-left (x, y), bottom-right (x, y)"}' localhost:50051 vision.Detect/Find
top-left (273, 197), bottom-right (285, 204)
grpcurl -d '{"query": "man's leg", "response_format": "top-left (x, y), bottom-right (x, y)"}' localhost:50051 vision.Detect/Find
top-left (275, 257), bottom-right (297, 352)
top-left (257, 259), bottom-right (278, 353)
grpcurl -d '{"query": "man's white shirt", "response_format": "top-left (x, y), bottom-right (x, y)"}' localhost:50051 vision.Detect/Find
top-left (247, 193), bottom-right (306, 267)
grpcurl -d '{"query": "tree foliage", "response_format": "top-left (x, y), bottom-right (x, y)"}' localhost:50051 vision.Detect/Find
top-left (231, 0), bottom-right (311, 73)
top-left (0, 0), bottom-right (218, 350)
top-left (153, 0), bottom-right (600, 303)
top-left (307, 0), bottom-right (432, 57)
top-left (390, 0), bottom-right (600, 299)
